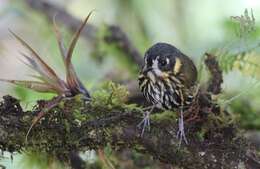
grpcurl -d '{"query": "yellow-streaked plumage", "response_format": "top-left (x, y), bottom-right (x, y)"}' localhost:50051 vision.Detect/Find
top-left (173, 57), bottom-right (182, 75)
top-left (138, 42), bottom-right (198, 143)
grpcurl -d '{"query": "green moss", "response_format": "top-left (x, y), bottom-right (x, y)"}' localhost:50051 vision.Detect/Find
top-left (195, 128), bottom-right (207, 141)
top-left (124, 103), bottom-right (143, 113)
top-left (63, 119), bottom-right (70, 133)
top-left (73, 109), bottom-right (88, 121)
top-left (229, 98), bottom-right (260, 129)
top-left (91, 81), bottom-right (129, 109)
top-left (150, 110), bottom-right (177, 123)
top-left (20, 151), bottom-right (65, 169)
top-left (57, 100), bottom-right (65, 109)
top-left (206, 110), bottom-right (235, 128)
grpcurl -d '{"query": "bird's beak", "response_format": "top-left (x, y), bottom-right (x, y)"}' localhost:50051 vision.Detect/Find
top-left (142, 66), bottom-right (157, 83)
top-left (142, 66), bottom-right (169, 81)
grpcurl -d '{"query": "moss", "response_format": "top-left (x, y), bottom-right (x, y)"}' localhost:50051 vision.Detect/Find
top-left (63, 119), bottom-right (70, 133)
top-left (150, 110), bottom-right (177, 123)
top-left (57, 100), bottom-right (65, 109)
top-left (20, 151), bottom-right (66, 169)
top-left (195, 127), bottom-right (207, 141)
top-left (205, 110), bottom-right (234, 130)
top-left (133, 144), bottom-right (146, 152)
top-left (124, 103), bottom-right (141, 110)
top-left (73, 109), bottom-right (88, 121)
top-left (19, 89), bottom-right (137, 159)
top-left (91, 81), bottom-right (129, 109)
top-left (0, 92), bottom-right (253, 168)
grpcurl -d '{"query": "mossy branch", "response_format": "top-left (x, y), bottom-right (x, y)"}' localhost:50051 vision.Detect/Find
top-left (0, 56), bottom-right (259, 169)
top-left (2, 2), bottom-right (260, 168)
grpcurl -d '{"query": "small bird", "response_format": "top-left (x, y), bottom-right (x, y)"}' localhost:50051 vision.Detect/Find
top-left (138, 42), bottom-right (198, 144)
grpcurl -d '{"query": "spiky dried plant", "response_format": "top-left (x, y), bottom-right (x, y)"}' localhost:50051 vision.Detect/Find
top-left (0, 12), bottom-right (93, 140)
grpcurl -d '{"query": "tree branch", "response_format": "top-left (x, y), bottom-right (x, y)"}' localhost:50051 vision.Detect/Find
top-left (205, 53), bottom-right (223, 94)
top-left (0, 56), bottom-right (259, 168)
top-left (3, 2), bottom-right (260, 168)
top-left (25, 0), bottom-right (143, 68)
top-left (104, 25), bottom-right (143, 67)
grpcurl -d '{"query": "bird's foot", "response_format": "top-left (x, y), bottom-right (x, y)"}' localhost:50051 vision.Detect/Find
top-left (176, 116), bottom-right (188, 146)
top-left (137, 111), bottom-right (151, 137)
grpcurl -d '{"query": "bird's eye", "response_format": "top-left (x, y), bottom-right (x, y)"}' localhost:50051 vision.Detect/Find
top-left (159, 58), bottom-right (169, 67)
top-left (160, 59), bottom-right (167, 66)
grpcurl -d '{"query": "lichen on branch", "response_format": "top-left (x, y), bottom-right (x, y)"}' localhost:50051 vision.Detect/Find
top-left (0, 56), bottom-right (259, 169)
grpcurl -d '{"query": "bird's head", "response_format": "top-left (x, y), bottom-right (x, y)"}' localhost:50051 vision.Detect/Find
top-left (140, 42), bottom-right (197, 86)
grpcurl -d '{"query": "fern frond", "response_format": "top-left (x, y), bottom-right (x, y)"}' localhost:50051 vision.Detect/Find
top-left (212, 48), bottom-right (260, 79)
top-left (231, 8), bottom-right (255, 38)
top-left (233, 52), bottom-right (260, 78)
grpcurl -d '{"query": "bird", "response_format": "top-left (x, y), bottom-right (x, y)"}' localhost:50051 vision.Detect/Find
top-left (138, 42), bottom-right (198, 144)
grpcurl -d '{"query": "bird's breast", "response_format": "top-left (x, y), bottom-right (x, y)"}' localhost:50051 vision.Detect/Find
top-left (139, 74), bottom-right (185, 110)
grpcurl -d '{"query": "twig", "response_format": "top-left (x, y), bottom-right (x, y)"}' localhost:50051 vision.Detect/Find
top-left (24, 0), bottom-right (143, 67)
top-left (25, 0), bottom-right (96, 41)
top-left (205, 53), bottom-right (223, 94)
top-left (104, 26), bottom-right (143, 67)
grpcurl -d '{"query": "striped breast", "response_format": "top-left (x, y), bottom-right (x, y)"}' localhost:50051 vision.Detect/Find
top-left (138, 73), bottom-right (194, 110)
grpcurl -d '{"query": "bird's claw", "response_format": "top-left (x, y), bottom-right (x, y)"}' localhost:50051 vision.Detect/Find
top-left (176, 117), bottom-right (188, 146)
top-left (137, 111), bottom-right (151, 137)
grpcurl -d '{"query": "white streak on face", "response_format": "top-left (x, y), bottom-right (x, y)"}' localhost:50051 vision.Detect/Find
top-left (166, 58), bottom-right (170, 64)
top-left (151, 56), bottom-right (163, 77)
top-left (145, 56), bottom-right (166, 82)
top-left (152, 56), bottom-right (159, 69)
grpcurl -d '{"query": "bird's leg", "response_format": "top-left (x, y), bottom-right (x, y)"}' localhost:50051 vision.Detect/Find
top-left (142, 105), bottom-right (154, 111)
top-left (177, 108), bottom-right (188, 145)
top-left (138, 105), bottom-right (155, 137)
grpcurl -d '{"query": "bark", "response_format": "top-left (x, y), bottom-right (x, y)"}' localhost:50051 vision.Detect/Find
top-left (0, 55), bottom-right (259, 169)
top-left (2, 1), bottom-right (260, 168)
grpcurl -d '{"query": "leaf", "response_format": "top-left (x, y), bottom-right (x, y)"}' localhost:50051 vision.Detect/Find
top-left (53, 15), bottom-right (67, 59)
top-left (9, 30), bottom-right (68, 94)
top-left (64, 12), bottom-right (93, 98)
top-left (9, 30), bottom-right (61, 83)
top-left (0, 79), bottom-right (58, 93)
top-left (231, 8), bottom-right (255, 38)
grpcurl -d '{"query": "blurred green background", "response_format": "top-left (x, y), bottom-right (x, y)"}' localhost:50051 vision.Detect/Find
top-left (1, 0), bottom-right (260, 168)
